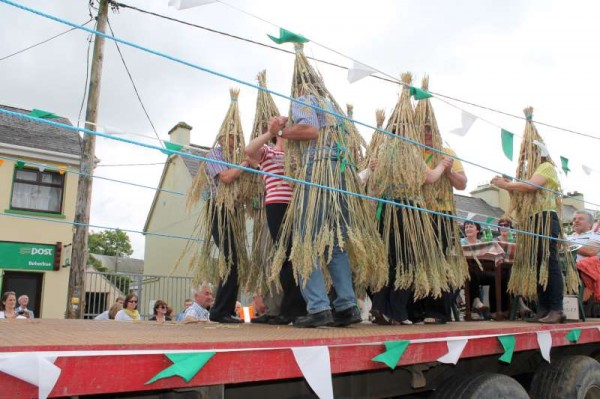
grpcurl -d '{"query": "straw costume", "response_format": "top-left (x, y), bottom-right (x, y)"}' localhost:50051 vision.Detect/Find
top-left (414, 76), bottom-right (468, 292)
top-left (272, 43), bottom-right (387, 311)
top-left (186, 88), bottom-right (252, 322)
top-left (503, 107), bottom-right (578, 302)
top-left (345, 104), bottom-right (368, 165)
top-left (366, 72), bottom-right (449, 302)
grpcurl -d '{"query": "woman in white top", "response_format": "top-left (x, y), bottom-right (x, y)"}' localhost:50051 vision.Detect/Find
top-left (0, 291), bottom-right (26, 319)
top-left (115, 294), bottom-right (140, 321)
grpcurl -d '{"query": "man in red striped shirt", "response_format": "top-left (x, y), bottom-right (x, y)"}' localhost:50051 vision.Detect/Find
top-left (245, 117), bottom-right (307, 324)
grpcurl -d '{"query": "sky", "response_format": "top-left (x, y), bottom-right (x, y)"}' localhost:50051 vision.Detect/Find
top-left (1, 0), bottom-right (599, 258)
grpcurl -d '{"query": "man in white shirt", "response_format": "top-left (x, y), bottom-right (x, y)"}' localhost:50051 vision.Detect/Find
top-left (183, 283), bottom-right (214, 322)
top-left (568, 211), bottom-right (600, 261)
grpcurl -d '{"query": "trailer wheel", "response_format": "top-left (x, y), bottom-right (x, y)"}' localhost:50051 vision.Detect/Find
top-left (529, 355), bottom-right (600, 399)
top-left (431, 372), bottom-right (528, 399)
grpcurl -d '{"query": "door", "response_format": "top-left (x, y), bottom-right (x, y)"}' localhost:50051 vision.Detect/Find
top-left (1, 271), bottom-right (44, 317)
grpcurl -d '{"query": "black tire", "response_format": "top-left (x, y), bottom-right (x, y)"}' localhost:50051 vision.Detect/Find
top-left (431, 372), bottom-right (529, 399)
top-left (529, 355), bottom-right (600, 399)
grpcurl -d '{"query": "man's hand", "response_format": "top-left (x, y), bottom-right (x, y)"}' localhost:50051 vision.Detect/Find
top-left (491, 175), bottom-right (510, 189)
top-left (440, 157), bottom-right (453, 170)
top-left (268, 116), bottom-right (288, 136)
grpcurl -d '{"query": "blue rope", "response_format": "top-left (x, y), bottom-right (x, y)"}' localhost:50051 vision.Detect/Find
top-left (0, 0), bottom-right (595, 209)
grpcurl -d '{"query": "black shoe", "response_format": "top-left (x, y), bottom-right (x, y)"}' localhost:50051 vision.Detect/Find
top-left (268, 315), bottom-right (295, 325)
top-left (538, 310), bottom-right (567, 324)
top-left (333, 306), bottom-right (362, 327)
top-left (210, 315), bottom-right (243, 324)
top-left (293, 310), bottom-right (334, 328)
top-left (251, 314), bottom-right (274, 324)
top-left (525, 311), bottom-right (549, 323)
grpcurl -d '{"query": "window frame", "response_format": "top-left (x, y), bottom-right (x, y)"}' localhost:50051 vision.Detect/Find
top-left (10, 167), bottom-right (65, 214)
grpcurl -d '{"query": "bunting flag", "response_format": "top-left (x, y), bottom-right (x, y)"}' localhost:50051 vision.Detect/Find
top-left (437, 339), bottom-right (468, 365)
top-left (560, 156), bottom-right (571, 175)
top-left (168, 0), bottom-right (217, 10)
top-left (16, 160), bottom-right (25, 169)
top-left (498, 335), bottom-right (516, 364)
top-left (565, 328), bottom-right (581, 343)
top-left (500, 129), bottom-right (514, 161)
top-left (0, 354), bottom-right (61, 399)
top-left (146, 352), bottom-right (215, 385)
top-left (37, 164), bottom-right (46, 172)
top-left (532, 140), bottom-right (549, 157)
top-left (291, 346), bottom-right (333, 399)
top-left (582, 164), bottom-right (593, 175)
top-left (449, 110), bottom-right (477, 136)
top-left (267, 28), bottom-right (309, 44)
top-left (161, 141), bottom-right (184, 155)
top-left (536, 331), bottom-right (552, 363)
top-left (28, 109), bottom-right (59, 119)
top-left (485, 216), bottom-right (495, 224)
top-left (372, 340), bottom-right (410, 370)
top-left (347, 61), bottom-right (377, 83)
top-left (409, 86), bottom-right (432, 100)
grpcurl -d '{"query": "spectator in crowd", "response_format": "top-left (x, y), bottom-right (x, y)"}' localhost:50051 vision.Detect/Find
top-left (183, 283), bottom-right (213, 322)
top-left (234, 301), bottom-right (242, 318)
top-left (150, 300), bottom-right (171, 322)
top-left (461, 220), bottom-right (482, 246)
top-left (568, 211), bottom-right (600, 301)
top-left (461, 220), bottom-right (489, 316)
top-left (175, 299), bottom-right (193, 322)
top-left (95, 297), bottom-right (126, 320)
top-left (108, 303), bottom-right (123, 320)
top-left (495, 218), bottom-right (514, 242)
top-left (15, 294), bottom-right (34, 319)
top-left (0, 291), bottom-right (26, 319)
top-left (252, 294), bottom-right (266, 317)
top-left (115, 294), bottom-right (140, 321)
top-left (116, 296), bottom-right (125, 306)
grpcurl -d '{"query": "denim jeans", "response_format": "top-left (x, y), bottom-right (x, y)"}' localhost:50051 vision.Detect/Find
top-left (296, 157), bottom-right (356, 314)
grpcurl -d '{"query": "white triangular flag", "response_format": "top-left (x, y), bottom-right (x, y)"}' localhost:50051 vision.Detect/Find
top-left (437, 339), bottom-right (468, 365)
top-left (291, 346), bottom-right (333, 399)
top-left (466, 212), bottom-right (476, 220)
top-left (347, 61), bottom-right (377, 84)
top-left (582, 164), bottom-right (593, 175)
top-left (532, 140), bottom-right (549, 157)
top-left (449, 111), bottom-right (477, 136)
top-left (102, 126), bottom-right (125, 135)
top-left (168, 0), bottom-right (217, 10)
top-left (0, 354), bottom-right (61, 399)
top-left (536, 331), bottom-right (552, 363)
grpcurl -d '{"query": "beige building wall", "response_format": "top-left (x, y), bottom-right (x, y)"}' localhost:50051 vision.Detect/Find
top-left (0, 155), bottom-right (78, 319)
top-left (470, 184), bottom-right (511, 212)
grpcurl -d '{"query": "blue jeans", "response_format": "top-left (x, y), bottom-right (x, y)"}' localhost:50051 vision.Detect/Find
top-left (296, 157), bottom-right (356, 314)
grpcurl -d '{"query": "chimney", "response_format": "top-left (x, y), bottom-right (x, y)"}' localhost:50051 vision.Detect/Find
top-left (470, 183), bottom-right (510, 212)
top-left (563, 191), bottom-right (584, 211)
top-left (168, 122), bottom-right (192, 147)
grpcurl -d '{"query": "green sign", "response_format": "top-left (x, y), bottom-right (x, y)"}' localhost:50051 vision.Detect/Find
top-left (0, 242), bottom-right (56, 271)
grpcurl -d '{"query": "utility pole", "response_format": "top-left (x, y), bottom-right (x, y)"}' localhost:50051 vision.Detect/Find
top-left (66, 0), bottom-right (109, 319)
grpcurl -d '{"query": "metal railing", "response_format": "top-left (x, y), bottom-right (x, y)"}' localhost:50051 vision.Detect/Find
top-left (84, 271), bottom-right (194, 320)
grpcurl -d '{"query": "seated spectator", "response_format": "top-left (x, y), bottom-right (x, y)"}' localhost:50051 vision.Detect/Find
top-left (252, 294), bottom-right (266, 317)
top-left (461, 220), bottom-right (482, 245)
top-left (461, 221), bottom-right (488, 315)
top-left (568, 211), bottom-right (600, 300)
top-left (115, 294), bottom-right (140, 321)
top-left (183, 283), bottom-right (213, 322)
top-left (234, 301), bottom-right (242, 318)
top-left (150, 300), bottom-right (171, 322)
top-left (0, 291), bottom-right (27, 319)
top-left (175, 299), bottom-right (193, 322)
top-left (495, 218), bottom-right (514, 242)
top-left (95, 297), bottom-right (126, 320)
top-left (15, 295), bottom-right (34, 319)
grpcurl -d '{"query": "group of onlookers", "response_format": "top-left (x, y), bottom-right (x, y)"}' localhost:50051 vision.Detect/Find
top-left (0, 292), bottom-right (34, 319)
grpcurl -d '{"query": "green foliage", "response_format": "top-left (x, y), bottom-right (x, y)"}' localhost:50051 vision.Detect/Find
top-left (88, 255), bottom-right (107, 272)
top-left (88, 229), bottom-right (133, 257)
top-left (107, 274), bottom-right (131, 295)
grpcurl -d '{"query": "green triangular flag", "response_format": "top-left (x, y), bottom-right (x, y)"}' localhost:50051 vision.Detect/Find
top-left (498, 335), bottom-right (516, 364)
top-left (560, 156), bottom-right (571, 175)
top-left (28, 109), bottom-right (59, 119)
top-left (146, 352), bottom-right (215, 385)
top-left (500, 129), bottom-right (514, 161)
top-left (16, 160), bottom-right (25, 169)
top-left (267, 28), bottom-right (309, 44)
top-left (565, 328), bottom-right (581, 343)
top-left (409, 86), bottom-right (433, 100)
top-left (160, 141), bottom-right (184, 155)
top-left (372, 340), bottom-right (410, 370)
top-left (485, 216), bottom-right (495, 224)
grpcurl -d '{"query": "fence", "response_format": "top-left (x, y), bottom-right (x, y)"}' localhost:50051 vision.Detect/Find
top-left (84, 271), bottom-right (194, 320)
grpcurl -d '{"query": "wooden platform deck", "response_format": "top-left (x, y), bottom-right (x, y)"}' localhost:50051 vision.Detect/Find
top-left (1, 318), bottom-right (599, 398)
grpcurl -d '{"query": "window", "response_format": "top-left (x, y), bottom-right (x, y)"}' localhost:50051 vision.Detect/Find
top-left (11, 168), bottom-right (64, 214)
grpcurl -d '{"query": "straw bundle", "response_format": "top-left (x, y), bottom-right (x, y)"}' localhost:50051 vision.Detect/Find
top-left (360, 109), bottom-right (386, 171)
top-left (414, 75), bottom-right (467, 289)
top-left (272, 43), bottom-right (387, 293)
top-left (345, 104), bottom-right (368, 165)
top-left (244, 70), bottom-right (280, 293)
top-left (367, 72), bottom-right (449, 299)
top-left (507, 107), bottom-right (578, 298)
top-left (185, 88), bottom-right (251, 286)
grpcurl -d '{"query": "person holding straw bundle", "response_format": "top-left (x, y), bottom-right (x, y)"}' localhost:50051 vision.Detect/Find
top-left (491, 106), bottom-right (578, 324)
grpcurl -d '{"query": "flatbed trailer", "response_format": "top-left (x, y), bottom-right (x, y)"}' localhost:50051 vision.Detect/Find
top-left (1, 319), bottom-right (599, 398)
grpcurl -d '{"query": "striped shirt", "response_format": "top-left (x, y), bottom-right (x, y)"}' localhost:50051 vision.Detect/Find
top-left (204, 146), bottom-right (228, 198)
top-left (183, 302), bottom-right (210, 321)
top-left (260, 145), bottom-right (292, 204)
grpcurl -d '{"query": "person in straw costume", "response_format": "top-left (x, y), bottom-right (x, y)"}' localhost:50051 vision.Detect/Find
top-left (186, 88), bottom-right (253, 324)
top-left (491, 107), bottom-right (578, 324)
top-left (269, 42), bottom-right (387, 328)
top-left (365, 72), bottom-right (451, 325)
top-left (245, 70), bottom-right (306, 325)
top-left (414, 76), bottom-right (468, 324)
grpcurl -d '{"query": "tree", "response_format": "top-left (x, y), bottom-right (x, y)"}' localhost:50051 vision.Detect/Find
top-left (88, 229), bottom-right (133, 257)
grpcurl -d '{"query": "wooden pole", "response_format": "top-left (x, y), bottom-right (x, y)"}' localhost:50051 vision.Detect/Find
top-left (66, 0), bottom-right (109, 319)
